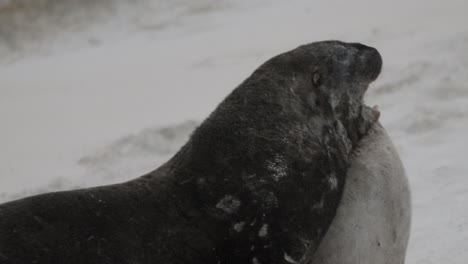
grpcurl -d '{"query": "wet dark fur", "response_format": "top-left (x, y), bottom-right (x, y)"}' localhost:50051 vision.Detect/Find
top-left (0, 41), bottom-right (382, 264)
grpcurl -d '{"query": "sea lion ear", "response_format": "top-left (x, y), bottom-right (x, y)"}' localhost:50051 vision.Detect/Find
top-left (312, 72), bottom-right (321, 86)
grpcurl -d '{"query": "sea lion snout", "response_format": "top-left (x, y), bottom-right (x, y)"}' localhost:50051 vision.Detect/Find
top-left (351, 43), bottom-right (382, 82)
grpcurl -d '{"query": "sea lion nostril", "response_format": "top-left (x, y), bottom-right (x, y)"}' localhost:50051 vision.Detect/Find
top-left (355, 45), bottom-right (382, 81)
top-left (367, 50), bottom-right (382, 81)
top-left (349, 42), bottom-right (374, 52)
top-left (351, 43), bottom-right (365, 50)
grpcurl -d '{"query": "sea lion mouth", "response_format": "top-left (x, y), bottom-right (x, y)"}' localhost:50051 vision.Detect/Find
top-left (367, 50), bottom-right (382, 121)
top-left (367, 77), bottom-right (380, 121)
top-left (352, 43), bottom-right (382, 122)
top-left (366, 59), bottom-right (381, 120)
top-left (364, 81), bottom-right (381, 122)
top-left (349, 43), bottom-right (382, 121)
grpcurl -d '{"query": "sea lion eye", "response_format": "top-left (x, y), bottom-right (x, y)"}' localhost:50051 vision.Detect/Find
top-left (312, 72), bottom-right (321, 86)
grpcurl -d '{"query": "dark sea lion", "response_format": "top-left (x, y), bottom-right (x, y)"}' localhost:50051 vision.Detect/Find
top-left (0, 41), bottom-right (384, 264)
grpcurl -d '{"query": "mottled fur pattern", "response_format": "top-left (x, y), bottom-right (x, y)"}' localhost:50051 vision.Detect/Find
top-left (0, 41), bottom-right (382, 264)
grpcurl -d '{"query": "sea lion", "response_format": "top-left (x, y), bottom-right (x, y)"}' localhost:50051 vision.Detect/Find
top-left (0, 41), bottom-right (385, 264)
top-left (311, 123), bottom-right (411, 264)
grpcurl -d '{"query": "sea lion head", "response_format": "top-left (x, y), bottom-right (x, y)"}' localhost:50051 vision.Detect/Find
top-left (192, 41), bottom-right (383, 158)
top-left (299, 41), bottom-right (382, 105)
top-left (248, 40), bottom-right (382, 143)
